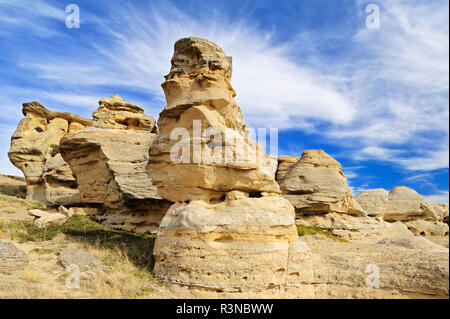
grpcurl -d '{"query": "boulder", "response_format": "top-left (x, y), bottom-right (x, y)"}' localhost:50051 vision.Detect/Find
top-left (0, 242), bottom-right (29, 274)
top-left (8, 102), bottom-right (91, 205)
top-left (58, 248), bottom-right (110, 273)
top-left (28, 209), bottom-right (67, 228)
top-left (60, 96), bottom-right (171, 233)
top-left (277, 150), bottom-right (365, 217)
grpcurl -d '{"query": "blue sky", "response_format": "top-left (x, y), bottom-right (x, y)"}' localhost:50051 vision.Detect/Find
top-left (0, 0), bottom-right (448, 203)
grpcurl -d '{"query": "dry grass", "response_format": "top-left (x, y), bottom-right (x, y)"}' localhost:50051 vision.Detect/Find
top-left (0, 193), bottom-right (45, 210)
top-left (21, 269), bottom-right (43, 283)
top-left (0, 214), bottom-right (166, 298)
top-left (4, 207), bottom-right (17, 214)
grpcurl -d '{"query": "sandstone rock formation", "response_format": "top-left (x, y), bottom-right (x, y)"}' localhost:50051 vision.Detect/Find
top-left (60, 95), bottom-right (171, 233)
top-left (354, 188), bottom-right (388, 218)
top-left (0, 174), bottom-right (26, 198)
top-left (277, 150), bottom-right (365, 217)
top-left (355, 186), bottom-right (449, 239)
top-left (150, 37), bottom-right (308, 297)
top-left (0, 242), bottom-right (29, 274)
top-left (8, 102), bottom-right (91, 206)
top-left (148, 37), bottom-right (280, 203)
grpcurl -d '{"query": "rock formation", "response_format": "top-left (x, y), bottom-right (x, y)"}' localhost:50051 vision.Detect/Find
top-left (8, 102), bottom-right (91, 206)
top-left (354, 188), bottom-right (388, 218)
top-left (60, 95), bottom-right (171, 233)
top-left (150, 37), bottom-right (308, 297)
top-left (148, 37), bottom-right (279, 203)
top-left (277, 150), bottom-right (365, 217)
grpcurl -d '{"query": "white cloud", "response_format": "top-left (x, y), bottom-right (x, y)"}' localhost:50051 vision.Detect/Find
top-left (424, 191), bottom-right (449, 205)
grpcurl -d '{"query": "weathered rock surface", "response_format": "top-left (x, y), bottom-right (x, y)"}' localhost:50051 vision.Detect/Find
top-left (354, 189), bottom-right (389, 218)
top-left (384, 186), bottom-right (436, 222)
top-left (277, 150), bottom-right (365, 217)
top-left (294, 235), bottom-right (449, 298)
top-left (58, 248), bottom-right (109, 272)
top-left (148, 37), bottom-right (280, 203)
top-left (0, 242), bottom-right (29, 274)
top-left (355, 186), bottom-right (449, 238)
top-left (0, 174), bottom-right (26, 198)
top-left (28, 209), bottom-right (67, 228)
top-left (151, 37), bottom-right (306, 297)
top-left (60, 96), bottom-right (171, 233)
top-left (8, 102), bottom-right (90, 206)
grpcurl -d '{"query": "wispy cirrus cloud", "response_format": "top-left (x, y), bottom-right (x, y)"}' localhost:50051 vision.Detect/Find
top-left (0, 0), bottom-right (448, 200)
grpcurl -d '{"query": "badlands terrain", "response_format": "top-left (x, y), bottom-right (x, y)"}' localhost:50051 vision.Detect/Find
top-left (0, 37), bottom-right (448, 299)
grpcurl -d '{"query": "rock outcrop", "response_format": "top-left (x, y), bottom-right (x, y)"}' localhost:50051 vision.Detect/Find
top-left (354, 189), bottom-right (388, 218)
top-left (277, 150), bottom-right (365, 217)
top-left (355, 186), bottom-right (449, 240)
top-left (275, 151), bottom-right (386, 239)
top-left (60, 95), bottom-right (171, 233)
top-left (150, 37), bottom-right (308, 297)
top-left (148, 37), bottom-right (280, 203)
top-left (8, 102), bottom-right (91, 206)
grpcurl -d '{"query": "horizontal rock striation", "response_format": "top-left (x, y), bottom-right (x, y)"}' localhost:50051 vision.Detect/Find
top-left (8, 102), bottom-right (90, 206)
top-left (60, 95), bottom-right (171, 233)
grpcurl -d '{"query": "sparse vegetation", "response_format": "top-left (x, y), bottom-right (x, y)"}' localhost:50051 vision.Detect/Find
top-left (49, 144), bottom-right (60, 157)
top-left (0, 193), bottom-right (45, 210)
top-left (0, 213), bottom-right (162, 298)
top-left (297, 224), bottom-right (348, 242)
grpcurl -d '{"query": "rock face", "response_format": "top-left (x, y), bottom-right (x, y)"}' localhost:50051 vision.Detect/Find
top-left (277, 150), bottom-right (365, 217)
top-left (60, 95), bottom-right (171, 233)
top-left (8, 102), bottom-right (91, 206)
top-left (355, 186), bottom-right (449, 239)
top-left (384, 187), bottom-right (445, 222)
top-left (151, 37), bottom-right (307, 297)
top-left (148, 37), bottom-right (280, 203)
top-left (355, 189), bottom-right (389, 218)
top-left (0, 174), bottom-right (26, 198)
top-left (0, 242), bottom-right (29, 274)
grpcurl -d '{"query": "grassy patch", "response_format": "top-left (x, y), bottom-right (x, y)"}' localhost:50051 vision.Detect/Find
top-left (297, 224), bottom-right (348, 242)
top-left (49, 144), bottom-right (60, 157)
top-left (0, 193), bottom-right (45, 210)
top-left (0, 215), bottom-right (156, 272)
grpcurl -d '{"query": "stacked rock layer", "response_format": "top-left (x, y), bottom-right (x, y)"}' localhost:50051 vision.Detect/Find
top-left (150, 37), bottom-right (308, 297)
top-left (60, 95), bottom-right (171, 233)
top-left (8, 102), bottom-right (91, 206)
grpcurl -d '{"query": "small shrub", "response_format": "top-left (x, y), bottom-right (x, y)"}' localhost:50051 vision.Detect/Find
top-left (49, 144), bottom-right (60, 157)
top-left (297, 224), bottom-right (348, 242)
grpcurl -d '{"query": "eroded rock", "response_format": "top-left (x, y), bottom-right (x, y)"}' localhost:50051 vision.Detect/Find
top-left (277, 150), bottom-right (365, 217)
top-left (8, 102), bottom-right (91, 206)
top-left (60, 96), bottom-right (171, 233)
top-left (151, 37), bottom-right (308, 297)
top-left (0, 242), bottom-right (29, 274)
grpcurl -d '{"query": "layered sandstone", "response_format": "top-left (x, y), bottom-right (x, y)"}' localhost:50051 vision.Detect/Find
top-left (60, 95), bottom-right (171, 233)
top-left (8, 102), bottom-right (90, 205)
top-left (148, 37), bottom-right (280, 203)
top-left (277, 150), bottom-right (365, 217)
top-left (150, 37), bottom-right (308, 297)
top-left (355, 186), bottom-right (449, 239)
